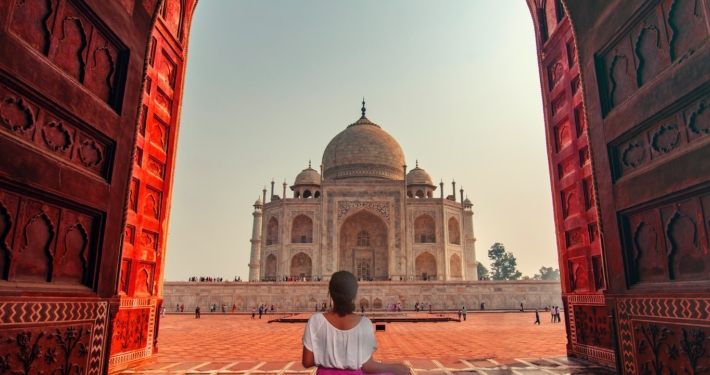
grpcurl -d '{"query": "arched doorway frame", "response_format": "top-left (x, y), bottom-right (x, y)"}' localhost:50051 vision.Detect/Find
top-left (337, 207), bottom-right (391, 280)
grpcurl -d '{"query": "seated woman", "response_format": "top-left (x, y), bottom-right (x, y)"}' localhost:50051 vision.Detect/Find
top-left (302, 271), bottom-right (409, 375)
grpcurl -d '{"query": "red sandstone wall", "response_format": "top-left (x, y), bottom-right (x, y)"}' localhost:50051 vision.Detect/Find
top-left (526, 0), bottom-right (614, 366)
top-left (108, 0), bottom-right (198, 372)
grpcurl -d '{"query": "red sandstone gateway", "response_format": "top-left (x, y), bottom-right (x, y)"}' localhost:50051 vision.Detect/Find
top-left (0, 1), bottom-right (708, 374)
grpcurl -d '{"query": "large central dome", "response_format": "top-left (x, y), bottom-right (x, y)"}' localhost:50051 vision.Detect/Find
top-left (322, 105), bottom-right (406, 181)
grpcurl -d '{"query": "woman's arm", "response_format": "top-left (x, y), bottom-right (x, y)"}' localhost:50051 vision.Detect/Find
top-left (302, 346), bottom-right (315, 368)
top-left (361, 357), bottom-right (409, 375)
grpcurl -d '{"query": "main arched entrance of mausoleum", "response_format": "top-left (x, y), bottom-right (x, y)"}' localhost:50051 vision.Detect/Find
top-left (339, 209), bottom-right (389, 281)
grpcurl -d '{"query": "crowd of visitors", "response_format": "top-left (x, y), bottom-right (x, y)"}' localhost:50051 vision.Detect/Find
top-left (186, 276), bottom-right (243, 282)
top-left (259, 276), bottom-right (323, 282)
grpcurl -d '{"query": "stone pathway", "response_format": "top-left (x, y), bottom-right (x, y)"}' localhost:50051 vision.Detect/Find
top-left (120, 313), bottom-right (613, 374)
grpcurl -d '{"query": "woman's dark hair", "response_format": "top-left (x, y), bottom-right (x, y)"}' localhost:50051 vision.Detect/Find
top-left (329, 271), bottom-right (358, 317)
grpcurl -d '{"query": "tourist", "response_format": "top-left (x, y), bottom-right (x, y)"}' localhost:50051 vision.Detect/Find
top-left (161, 306), bottom-right (165, 317)
top-left (462, 306), bottom-right (467, 321)
top-left (520, 303), bottom-right (524, 312)
top-left (550, 307), bottom-right (554, 323)
top-left (252, 308), bottom-right (256, 319)
top-left (222, 304), bottom-right (226, 313)
top-left (176, 304), bottom-right (179, 312)
top-left (180, 304), bottom-right (184, 312)
top-left (429, 305), bottom-right (432, 314)
top-left (480, 302), bottom-right (485, 310)
top-left (232, 304), bottom-right (236, 313)
top-left (534, 309), bottom-right (540, 325)
top-left (195, 306), bottom-right (201, 319)
top-left (259, 305), bottom-right (263, 319)
top-left (271, 304), bottom-right (274, 314)
top-left (301, 270), bottom-right (409, 375)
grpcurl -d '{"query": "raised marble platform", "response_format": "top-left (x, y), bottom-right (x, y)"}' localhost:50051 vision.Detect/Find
top-left (162, 280), bottom-right (562, 312)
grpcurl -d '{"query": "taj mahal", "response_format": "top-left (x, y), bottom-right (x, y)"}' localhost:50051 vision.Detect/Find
top-left (248, 101), bottom-right (477, 282)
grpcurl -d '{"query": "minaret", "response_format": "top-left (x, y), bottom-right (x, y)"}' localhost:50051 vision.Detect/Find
top-left (248, 197), bottom-right (263, 282)
top-left (270, 179), bottom-right (275, 202)
top-left (282, 180), bottom-right (287, 200)
top-left (462, 195), bottom-right (478, 280)
top-left (452, 179), bottom-right (456, 202)
top-left (440, 179), bottom-right (444, 199)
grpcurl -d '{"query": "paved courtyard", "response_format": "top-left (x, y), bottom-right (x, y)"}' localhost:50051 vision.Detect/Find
top-left (121, 312), bottom-right (614, 374)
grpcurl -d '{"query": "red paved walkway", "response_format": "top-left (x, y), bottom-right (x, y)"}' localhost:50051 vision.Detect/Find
top-left (121, 312), bottom-right (613, 374)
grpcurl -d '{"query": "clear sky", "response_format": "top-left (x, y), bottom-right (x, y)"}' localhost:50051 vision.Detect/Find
top-left (164, 0), bottom-right (557, 281)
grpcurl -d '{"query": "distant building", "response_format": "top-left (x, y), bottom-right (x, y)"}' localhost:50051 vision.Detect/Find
top-left (249, 102), bottom-right (477, 282)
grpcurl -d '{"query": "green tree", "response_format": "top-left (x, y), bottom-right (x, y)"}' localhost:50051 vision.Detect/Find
top-left (534, 266), bottom-right (560, 280)
top-left (477, 262), bottom-right (489, 280)
top-left (488, 243), bottom-right (522, 280)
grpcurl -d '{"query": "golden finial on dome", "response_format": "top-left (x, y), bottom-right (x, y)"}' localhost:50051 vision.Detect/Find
top-left (361, 97), bottom-right (366, 117)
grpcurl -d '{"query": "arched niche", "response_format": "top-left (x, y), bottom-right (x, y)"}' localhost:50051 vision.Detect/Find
top-left (291, 214), bottom-right (313, 243)
top-left (266, 216), bottom-right (279, 245)
top-left (373, 298), bottom-right (383, 309)
top-left (448, 216), bottom-right (461, 245)
top-left (450, 253), bottom-right (463, 279)
top-left (303, 190), bottom-right (312, 198)
top-left (339, 209), bottom-right (388, 280)
top-left (359, 298), bottom-right (369, 309)
top-left (290, 252), bottom-right (312, 278)
top-left (414, 214), bottom-right (436, 243)
top-left (265, 254), bottom-right (277, 280)
top-left (415, 252), bottom-right (437, 280)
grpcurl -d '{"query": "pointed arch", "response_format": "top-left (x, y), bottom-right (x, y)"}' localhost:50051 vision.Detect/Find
top-left (265, 254), bottom-right (277, 280)
top-left (448, 216), bottom-right (461, 245)
top-left (266, 216), bottom-right (279, 245)
top-left (291, 214), bottom-right (313, 243)
top-left (450, 253), bottom-right (463, 279)
top-left (290, 252), bottom-right (312, 278)
top-left (16, 212), bottom-right (55, 282)
top-left (55, 222), bottom-right (89, 285)
top-left (415, 252), bottom-right (437, 280)
top-left (414, 214), bottom-right (436, 243)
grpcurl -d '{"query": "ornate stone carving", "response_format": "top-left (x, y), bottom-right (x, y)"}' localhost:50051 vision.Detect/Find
top-left (324, 164), bottom-right (403, 181)
top-left (622, 140), bottom-right (646, 168)
top-left (651, 123), bottom-right (680, 154)
top-left (42, 121), bottom-right (72, 152)
top-left (338, 201), bottom-right (389, 222)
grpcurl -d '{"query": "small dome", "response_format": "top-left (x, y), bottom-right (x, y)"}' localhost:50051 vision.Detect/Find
top-left (463, 196), bottom-right (473, 205)
top-left (294, 166), bottom-right (321, 186)
top-left (406, 163), bottom-right (433, 186)
top-left (254, 197), bottom-right (263, 206)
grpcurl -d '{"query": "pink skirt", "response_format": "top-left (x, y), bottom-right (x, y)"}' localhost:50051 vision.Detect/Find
top-left (316, 367), bottom-right (395, 375)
